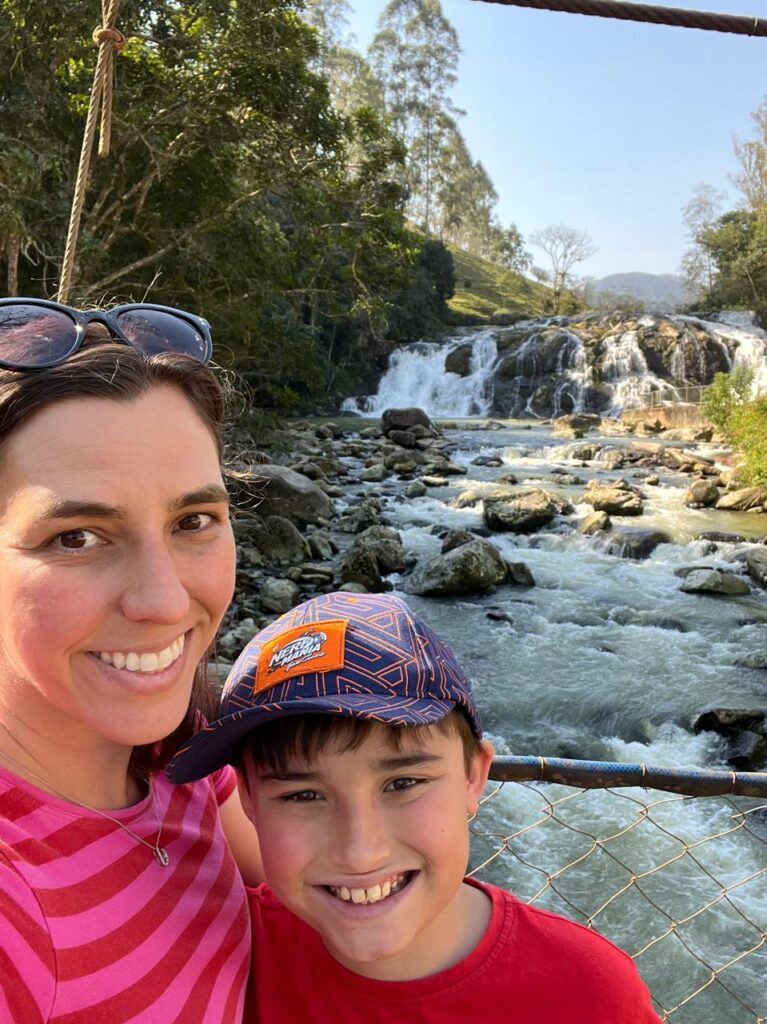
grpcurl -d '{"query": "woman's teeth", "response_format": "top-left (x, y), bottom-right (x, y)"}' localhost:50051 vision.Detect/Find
top-left (327, 872), bottom-right (411, 905)
top-left (98, 634), bottom-right (185, 673)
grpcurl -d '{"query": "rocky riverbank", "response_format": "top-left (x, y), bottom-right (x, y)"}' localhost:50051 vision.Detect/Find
top-left (217, 407), bottom-right (767, 769)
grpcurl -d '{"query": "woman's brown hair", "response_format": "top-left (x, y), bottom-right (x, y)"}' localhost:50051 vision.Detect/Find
top-left (0, 343), bottom-right (229, 774)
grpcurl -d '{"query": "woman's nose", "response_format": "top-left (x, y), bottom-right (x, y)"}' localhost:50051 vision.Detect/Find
top-left (119, 540), bottom-right (190, 624)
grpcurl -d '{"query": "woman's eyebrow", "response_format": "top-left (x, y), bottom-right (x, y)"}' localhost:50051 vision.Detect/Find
top-left (37, 485), bottom-right (230, 521)
top-left (170, 485), bottom-right (230, 510)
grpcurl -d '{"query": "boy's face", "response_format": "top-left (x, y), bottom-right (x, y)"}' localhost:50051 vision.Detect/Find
top-left (239, 720), bottom-right (493, 981)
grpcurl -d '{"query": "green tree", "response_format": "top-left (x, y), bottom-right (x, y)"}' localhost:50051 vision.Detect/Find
top-left (369, 0), bottom-right (461, 235)
top-left (1, 0), bottom-right (428, 410)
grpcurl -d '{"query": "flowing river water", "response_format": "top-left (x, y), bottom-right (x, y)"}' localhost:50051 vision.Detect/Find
top-left (337, 323), bottom-right (767, 1019)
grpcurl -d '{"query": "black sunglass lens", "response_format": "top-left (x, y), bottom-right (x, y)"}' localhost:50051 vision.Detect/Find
top-left (0, 305), bottom-right (79, 368)
top-left (116, 310), bottom-right (208, 361)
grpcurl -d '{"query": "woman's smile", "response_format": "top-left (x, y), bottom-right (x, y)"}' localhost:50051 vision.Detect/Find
top-left (0, 386), bottom-right (236, 750)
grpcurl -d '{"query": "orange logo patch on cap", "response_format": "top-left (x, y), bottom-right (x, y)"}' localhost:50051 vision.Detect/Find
top-left (255, 620), bottom-right (347, 693)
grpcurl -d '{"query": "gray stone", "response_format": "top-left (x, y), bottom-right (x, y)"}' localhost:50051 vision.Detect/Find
top-left (406, 480), bottom-right (427, 498)
top-left (308, 530), bottom-right (336, 561)
top-left (252, 464), bottom-right (333, 525)
top-left (579, 510), bottom-right (611, 535)
top-left (746, 547), bottom-right (767, 588)
top-left (387, 429), bottom-right (419, 449)
top-left (404, 538), bottom-right (507, 596)
top-left (716, 486), bottom-right (767, 512)
top-left (603, 528), bottom-right (670, 560)
top-left (382, 407), bottom-right (435, 435)
top-left (680, 569), bottom-right (750, 595)
top-left (506, 561), bottom-right (535, 586)
top-left (259, 577), bottom-right (300, 614)
top-left (440, 529), bottom-right (476, 554)
top-left (361, 464), bottom-right (387, 482)
top-left (685, 479), bottom-right (720, 508)
top-left (249, 515), bottom-right (311, 565)
top-left (483, 489), bottom-right (566, 534)
top-left (444, 344), bottom-right (473, 377)
top-left (584, 486), bottom-right (643, 517)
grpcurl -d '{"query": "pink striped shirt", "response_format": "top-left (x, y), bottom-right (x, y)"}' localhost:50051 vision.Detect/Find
top-left (0, 764), bottom-right (249, 1023)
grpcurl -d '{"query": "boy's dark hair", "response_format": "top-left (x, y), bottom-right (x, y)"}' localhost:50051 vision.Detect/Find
top-left (243, 709), bottom-right (482, 778)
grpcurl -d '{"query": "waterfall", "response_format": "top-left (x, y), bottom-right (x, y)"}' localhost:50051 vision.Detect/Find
top-left (342, 329), bottom-right (498, 417)
top-left (344, 312), bottom-right (767, 419)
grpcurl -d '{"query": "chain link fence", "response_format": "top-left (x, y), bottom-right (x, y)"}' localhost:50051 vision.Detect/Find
top-left (643, 384), bottom-right (710, 407)
top-left (469, 756), bottom-right (767, 1023)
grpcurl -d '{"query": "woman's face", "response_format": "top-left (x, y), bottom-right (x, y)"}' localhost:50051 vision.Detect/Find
top-left (0, 386), bottom-right (236, 751)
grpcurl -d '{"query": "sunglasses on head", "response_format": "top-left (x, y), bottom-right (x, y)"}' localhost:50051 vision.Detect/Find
top-left (0, 298), bottom-right (213, 370)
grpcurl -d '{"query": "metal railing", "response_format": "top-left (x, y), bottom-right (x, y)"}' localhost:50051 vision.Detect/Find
top-left (642, 384), bottom-right (710, 408)
top-left (470, 756), bottom-right (767, 1022)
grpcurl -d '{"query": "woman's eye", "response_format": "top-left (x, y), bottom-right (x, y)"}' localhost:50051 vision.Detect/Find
top-left (52, 529), bottom-right (101, 551)
top-left (176, 512), bottom-right (215, 532)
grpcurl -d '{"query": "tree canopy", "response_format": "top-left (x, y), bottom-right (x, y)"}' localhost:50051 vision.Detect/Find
top-left (0, 0), bottom-right (453, 409)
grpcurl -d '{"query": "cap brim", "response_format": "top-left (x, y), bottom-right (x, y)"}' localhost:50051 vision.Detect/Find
top-left (166, 694), bottom-right (458, 784)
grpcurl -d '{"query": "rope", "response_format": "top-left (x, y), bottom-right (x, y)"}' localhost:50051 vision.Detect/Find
top-left (469, 0), bottom-right (767, 38)
top-left (56, 1), bottom-right (126, 305)
top-left (490, 754), bottom-right (767, 797)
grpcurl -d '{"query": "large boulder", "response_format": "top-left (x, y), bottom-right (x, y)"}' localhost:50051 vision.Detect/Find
top-left (483, 489), bottom-right (569, 533)
top-left (745, 547), bottom-right (767, 589)
top-left (258, 577), bottom-right (301, 614)
top-left (444, 344), bottom-right (473, 377)
top-left (603, 528), bottom-right (670, 560)
top-left (694, 708), bottom-right (767, 771)
top-left (680, 569), bottom-right (750, 595)
top-left (685, 479), bottom-right (720, 508)
top-left (249, 515), bottom-right (311, 565)
top-left (716, 486), bottom-right (767, 512)
top-left (404, 538), bottom-right (508, 596)
top-left (253, 464), bottom-right (333, 525)
top-left (584, 485), bottom-right (643, 517)
top-left (381, 407), bottom-right (436, 435)
top-left (337, 526), bottom-right (409, 593)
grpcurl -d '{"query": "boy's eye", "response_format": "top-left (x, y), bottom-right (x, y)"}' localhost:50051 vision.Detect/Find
top-left (385, 777), bottom-right (422, 792)
top-left (281, 790), bottom-right (323, 803)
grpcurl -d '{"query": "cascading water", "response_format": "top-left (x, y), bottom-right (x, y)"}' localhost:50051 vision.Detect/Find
top-left (342, 328), bottom-right (498, 417)
top-left (345, 311), bottom-right (767, 419)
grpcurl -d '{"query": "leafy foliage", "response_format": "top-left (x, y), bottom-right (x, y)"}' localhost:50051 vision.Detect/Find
top-left (702, 368), bottom-right (767, 486)
top-left (0, 0), bottom-right (452, 409)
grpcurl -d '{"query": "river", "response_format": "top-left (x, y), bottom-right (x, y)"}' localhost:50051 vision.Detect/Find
top-left (337, 322), bottom-right (767, 1020)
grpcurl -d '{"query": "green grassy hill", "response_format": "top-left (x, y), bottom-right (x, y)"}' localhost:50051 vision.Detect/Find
top-left (448, 246), bottom-right (551, 320)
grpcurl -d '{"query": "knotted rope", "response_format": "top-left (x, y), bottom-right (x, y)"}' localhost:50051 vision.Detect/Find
top-left (57, 1), bottom-right (125, 304)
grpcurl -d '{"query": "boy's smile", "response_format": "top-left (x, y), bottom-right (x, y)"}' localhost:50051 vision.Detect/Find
top-left (240, 720), bottom-right (493, 981)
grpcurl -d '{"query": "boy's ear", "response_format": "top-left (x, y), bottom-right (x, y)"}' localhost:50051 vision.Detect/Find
top-left (466, 740), bottom-right (494, 816)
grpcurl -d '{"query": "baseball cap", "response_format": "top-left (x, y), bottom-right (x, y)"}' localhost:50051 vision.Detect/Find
top-left (167, 591), bottom-right (481, 784)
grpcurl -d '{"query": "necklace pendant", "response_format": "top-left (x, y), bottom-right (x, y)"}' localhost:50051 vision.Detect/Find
top-left (154, 847), bottom-right (170, 867)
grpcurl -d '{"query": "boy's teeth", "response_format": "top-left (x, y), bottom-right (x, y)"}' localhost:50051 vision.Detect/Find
top-left (328, 873), bottom-right (409, 905)
top-left (98, 634), bottom-right (185, 674)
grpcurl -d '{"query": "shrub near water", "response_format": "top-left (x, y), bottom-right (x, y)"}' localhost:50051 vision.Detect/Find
top-left (703, 368), bottom-right (767, 485)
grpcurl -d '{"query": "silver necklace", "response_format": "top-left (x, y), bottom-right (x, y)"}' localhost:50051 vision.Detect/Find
top-left (0, 747), bottom-right (170, 867)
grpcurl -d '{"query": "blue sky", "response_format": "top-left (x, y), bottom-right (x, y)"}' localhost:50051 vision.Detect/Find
top-left (345, 0), bottom-right (767, 279)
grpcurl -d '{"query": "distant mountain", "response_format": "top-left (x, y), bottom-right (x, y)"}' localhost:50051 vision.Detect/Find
top-left (591, 272), bottom-right (691, 311)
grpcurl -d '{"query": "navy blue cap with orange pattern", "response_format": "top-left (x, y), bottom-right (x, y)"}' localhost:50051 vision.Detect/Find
top-left (167, 591), bottom-right (482, 784)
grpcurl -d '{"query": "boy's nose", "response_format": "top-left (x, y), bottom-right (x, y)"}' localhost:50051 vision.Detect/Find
top-left (327, 802), bottom-right (392, 874)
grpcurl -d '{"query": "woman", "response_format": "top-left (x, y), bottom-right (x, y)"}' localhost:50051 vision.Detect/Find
top-left (0, 299), bottom-right (261, 1022)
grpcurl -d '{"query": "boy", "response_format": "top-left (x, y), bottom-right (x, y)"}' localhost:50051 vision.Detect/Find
top-left (169, 592), bottom-right (660, 1023)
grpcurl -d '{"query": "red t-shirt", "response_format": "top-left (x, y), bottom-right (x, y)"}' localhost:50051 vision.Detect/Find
top-left (247, 879), bottom-right (660, 1023)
